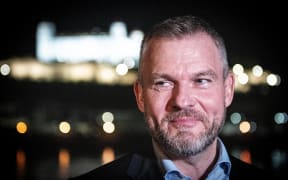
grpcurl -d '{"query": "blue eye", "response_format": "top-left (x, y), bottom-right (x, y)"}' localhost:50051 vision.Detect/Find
top-left (156, 81), bottom-right (171, 86)
top-left (196, 79), bottom-right (210, 84)
top-left (194, 78), bottom-right (213, 88)
top-left (153, 80), bottom-right (174, 90)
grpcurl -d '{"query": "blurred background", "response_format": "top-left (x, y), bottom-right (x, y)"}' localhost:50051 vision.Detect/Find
top-left (0, 1), bottom-right (287, 179)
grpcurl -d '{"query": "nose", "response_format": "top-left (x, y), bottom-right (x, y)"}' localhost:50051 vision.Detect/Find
top-left (170, 83), bottom-right (196, 110)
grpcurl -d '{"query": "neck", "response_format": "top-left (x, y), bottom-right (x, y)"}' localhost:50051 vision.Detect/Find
top-left (155, 139), bottom-right (219, 180)
top-left (178, 140), bottom-right (218, 179)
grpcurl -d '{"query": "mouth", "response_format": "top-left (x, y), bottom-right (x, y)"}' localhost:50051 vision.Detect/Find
top-left (170, 117), bottom-right (200, 127)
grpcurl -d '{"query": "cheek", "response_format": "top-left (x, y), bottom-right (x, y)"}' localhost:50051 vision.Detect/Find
top-left (144, 91), bottom-right (168, 113)
top-left (143, 91), bottom-right (170, 120)
top-left (199, 91), bottom-right (225, 117)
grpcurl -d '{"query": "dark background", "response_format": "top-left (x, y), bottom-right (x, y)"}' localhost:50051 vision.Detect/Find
top-left (0, 2), bottom-right (287, 93)
top-left (0, 1), bottom-right (287, 179)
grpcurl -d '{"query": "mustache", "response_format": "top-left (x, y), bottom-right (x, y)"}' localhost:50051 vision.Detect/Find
top-left (163, 108), bottom-right (206, 122)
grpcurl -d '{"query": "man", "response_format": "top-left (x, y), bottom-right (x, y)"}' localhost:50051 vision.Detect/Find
top-left (69, 15), bottom-right (274, 180)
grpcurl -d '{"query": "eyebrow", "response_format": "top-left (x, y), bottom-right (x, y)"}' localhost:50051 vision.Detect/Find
top-left (151, 69), bottom-right (218, 80)
top-left (196, 70), bottom-right (218, 80)
top-left (151, 73), bottom-right (173, 80)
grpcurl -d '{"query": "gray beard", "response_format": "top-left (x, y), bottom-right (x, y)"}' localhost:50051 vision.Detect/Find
top-left (147, 109), bottom-right (225, 158)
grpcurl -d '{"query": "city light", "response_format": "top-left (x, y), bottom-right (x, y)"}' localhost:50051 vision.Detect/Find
top-left (274, 112), bottom-right (288, 124)
top-left (102, 112), bottom-right (114, 123)
top-left (239, 121), bottom-right (251, 134)
top-left (0, 64), bottom-right (10, 76)
top-left (59, 121), bottom-right (71, 134)
top-left (58, 148), bottom-right (70, 179)
top-left (103, 122), bottom-right (115, 134)
top-left (16, 121), bottom-right (28, 134)
top-left (101, 147), bottom-right (115, 165)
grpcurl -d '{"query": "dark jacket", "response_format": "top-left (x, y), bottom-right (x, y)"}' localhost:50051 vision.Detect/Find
top-left (69, 152), bottom-right (275, 180)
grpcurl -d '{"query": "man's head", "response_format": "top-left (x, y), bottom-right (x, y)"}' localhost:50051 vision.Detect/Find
top-left (138, 15), bottom-right (229, 84)
top-left (134, 15), bottom-right (234, 158)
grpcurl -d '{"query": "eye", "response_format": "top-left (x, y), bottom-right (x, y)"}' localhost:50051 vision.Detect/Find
top-left (155, 80), bottom-right (170, 86)
top-left (194, 78), bottom-right (212, 86)
top-left (153, 80), bottom-right (174, 90)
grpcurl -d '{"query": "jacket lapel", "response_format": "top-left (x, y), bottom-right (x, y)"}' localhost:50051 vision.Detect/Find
top-left (127, 153), bottom-right (163, 180)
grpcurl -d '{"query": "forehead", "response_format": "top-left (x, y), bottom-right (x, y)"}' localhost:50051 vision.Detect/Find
top-left (141, 33), bottom-right (221, 68)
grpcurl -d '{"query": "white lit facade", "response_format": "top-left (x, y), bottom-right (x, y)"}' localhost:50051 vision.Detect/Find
top-left (36, 21), bottom-right (144, 66)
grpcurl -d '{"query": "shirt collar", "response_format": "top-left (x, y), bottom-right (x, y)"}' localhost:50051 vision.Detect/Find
top-left (215, 137), bottom-right (231, 175)
top-left (153, 137), bottom-right (231, 178)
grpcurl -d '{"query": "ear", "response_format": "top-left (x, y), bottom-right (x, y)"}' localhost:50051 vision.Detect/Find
top-left (133, 81), bottom-right (145, 112)
top-left (224, 72), bottom-right (235, 107)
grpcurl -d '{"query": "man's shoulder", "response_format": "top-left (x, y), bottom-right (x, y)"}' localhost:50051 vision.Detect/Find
top-left (68, 153), bottom-right (134, 180)
top-left (68, 153), bottom-right (161, 180)
top-left (229, 155), bottom-right (275, 179)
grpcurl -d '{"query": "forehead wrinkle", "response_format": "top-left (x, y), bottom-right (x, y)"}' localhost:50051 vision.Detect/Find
top-left (151, 73), bottom-right (174, 80)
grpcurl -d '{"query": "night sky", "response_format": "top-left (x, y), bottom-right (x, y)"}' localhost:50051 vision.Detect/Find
top-left (0, 1), bottom-right (286, 78)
